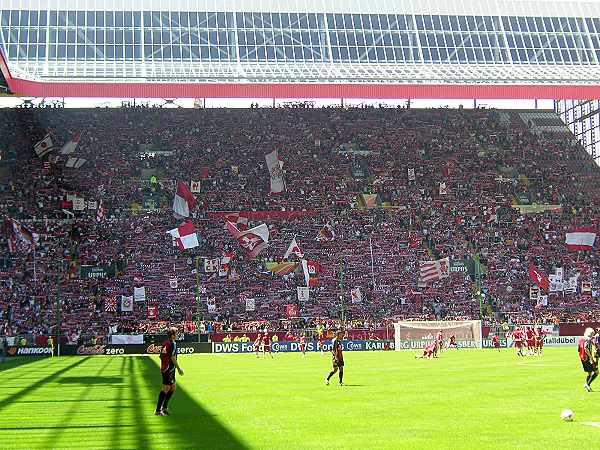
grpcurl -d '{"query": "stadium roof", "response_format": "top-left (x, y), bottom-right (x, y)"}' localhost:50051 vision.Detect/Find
top-left (2, 0), bottom-right (600, 98)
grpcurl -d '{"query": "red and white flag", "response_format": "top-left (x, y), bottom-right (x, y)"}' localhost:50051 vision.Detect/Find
top-left (96, 199), bottom-right (106, 222)
top-left (301, 259), bottom-right (322, 287)
top-left (219, 251), bottom-right (235, 276)
top-left (167, 221), bottom-right (200, 250)
top-left (60, 134), bottom-right (80, 155)
top-left (419, 257), bottom-right (450, 283)
top-left (316, 223), bottom-right (335, 241)
top-left (34, 133), bottom-right (55, 158)
top-left (226, 221), bottom-right (269, 259)
top-left (104, 297), bottom-right (117, 312)
top-left (529, 264), bottom-right (550, 291)
top-left (172, 181), bottom-right (197, 218)
top-left (265, 149), bottom-right (285, 194)
top-left (283, 237), bottom-right (304, 259)
top-left (147, 304), bottom-right (159, 319)
top-left (4, 218), bottom-right (39, 253)
top-left (223, 212), bottom-right (249, 231)
top-left (350, 287), bottom-right (363, 304)
top-left (565, 227), bottom-right (597, 251)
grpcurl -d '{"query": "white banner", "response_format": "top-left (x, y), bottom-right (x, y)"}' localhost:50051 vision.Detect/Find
top-left (265, 149), bottom-right (285, 193)
top-left (190, 180), bottom-right (202, 193)
top-left (245, 297), bottom-right (255, 312)
top-left (350, 287), bottom-right (362, 303)
top-left (207, 297), bottom-right (216, 313)
top-left (134, 286), bottom-right (146, 302)
top-left (87, 201), bottom-right (98, 210)
top-left (204, 258), bottom-right (220, 273)
top-left (297, 286), bottom-right (310, 303)
top-left (72, 197), bottom-right (86, 211)
top-left (407, 168), bottom-right (415, 181)
top-left (121, 295), bottom-right (133, 312)
top-left (169, 278), bottom-right (178, 288)
top-left (110, 334), bottom-right (144, 344)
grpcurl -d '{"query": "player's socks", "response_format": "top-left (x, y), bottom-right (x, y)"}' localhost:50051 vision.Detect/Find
top-left (155, 391), bottom-right (166, 413)
top-left (162, 391), bottom-right (174, 411)
top-left (589, 372), bottom-right (598, 387)
top-left (339, 371), bottom-right (343, 385)
top-left (326, 371), bottom-right (335, 382)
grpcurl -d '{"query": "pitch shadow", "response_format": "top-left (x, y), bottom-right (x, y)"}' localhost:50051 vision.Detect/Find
top-left (135, 356), bottom-right (248, 450)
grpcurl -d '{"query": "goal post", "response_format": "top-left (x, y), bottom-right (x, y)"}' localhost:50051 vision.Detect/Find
top-left (393, 320), bottom-right (483, 350)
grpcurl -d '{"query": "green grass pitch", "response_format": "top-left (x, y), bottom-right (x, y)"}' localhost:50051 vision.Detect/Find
top-left (0, 348), bottom-right (598, 449)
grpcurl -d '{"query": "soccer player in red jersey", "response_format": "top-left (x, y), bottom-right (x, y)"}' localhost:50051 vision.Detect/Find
top-left (325, 330), bottom-right (345, 386)
top-left (512, 328), bottom-right (525, 357)
top-left (416, 342), bottom-right (437, 359)
top-left (253, 333), bottom-right (262, 358)
top-left (525, 327), bottom-right (535, 356)
top-left (533, 327), bottom-right (544, 355)
top-left (155, 328), bottom-right (184, 416)
top-left (436, 331), bottom-right (443, 353)
top-left (262, 332), bottom-right (273, 358)
top-left (579, 328), bottom-right (598, 392)
top-left (491, 334), bottom-right (500, 352)
top-left (299, 334), bottom-right (307, 358)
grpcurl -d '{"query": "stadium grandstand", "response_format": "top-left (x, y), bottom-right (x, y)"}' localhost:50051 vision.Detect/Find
top-left (0, 1), bottom-right (600, 449)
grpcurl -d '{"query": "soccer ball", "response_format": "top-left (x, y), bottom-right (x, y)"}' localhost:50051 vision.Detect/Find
top-left (560, 409), bottom-right (575, 422)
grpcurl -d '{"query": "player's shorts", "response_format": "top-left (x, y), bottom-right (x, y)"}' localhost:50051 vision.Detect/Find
top-left (333, 358), bottom-right (344, 368)
top-left (493, 342), bottom-right (500, 348)
top-left (515, 341), bottom-right (523, 348)
top-left (582, 360), bottom-right (598, 373)
top-left (161, 368), bottom-right (176, 385)
top-left (527, 340), bottom-right (535, 348)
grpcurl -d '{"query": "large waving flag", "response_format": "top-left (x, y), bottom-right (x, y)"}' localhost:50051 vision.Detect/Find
top-left (283, 237), bottom-right (304, 259)
top-left (529, 264), bottom-right (550, 291)
top-left (265, 149), bottom-right (285, 193)
top-left (60, 134), bottom-right (80, 154)
top-left (34, 134), bottom-right (55, 158)
top-left (223, 212), bottom-right (249, 231)
top-left (316, 223), bottom-right (335, 241)
top-left (4, 218), bottom-right (39, 253)
top-left (167, 221), bottom-right (200, 250)
top-left (226, 222), bottom-right (269, 259)
top-left (301, 259), bottom-right (322, 287)
top-left (172, 181), bottom-right (197, 218)
top-left (419, 257), bottom-right (450, 283)
top-left (565, 227), bottom-right (597, 251)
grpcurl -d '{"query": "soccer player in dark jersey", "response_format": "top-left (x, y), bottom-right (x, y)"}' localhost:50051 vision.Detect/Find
top-left (579, 328), bottom-right (598, 392)
top-left (491, 334), bottom-right (501, 352)
top-left (325, 330), bottom-right (345, 386)
top-left (155, 328), bottom-right (184, 416)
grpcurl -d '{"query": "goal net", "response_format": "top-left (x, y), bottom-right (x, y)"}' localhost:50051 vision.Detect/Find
top-left (393, 320), bottom-right (482, 350)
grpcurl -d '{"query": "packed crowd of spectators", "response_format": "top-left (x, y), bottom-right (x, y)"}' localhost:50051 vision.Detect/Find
top-left (0, 106), bottom-right (598, 342)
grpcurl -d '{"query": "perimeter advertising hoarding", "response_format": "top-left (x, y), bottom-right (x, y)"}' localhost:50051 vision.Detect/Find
top-left (60, 342), bottom-right (212, 356)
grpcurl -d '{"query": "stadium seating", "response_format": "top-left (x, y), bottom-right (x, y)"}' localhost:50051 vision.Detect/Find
top-left (0, 107), bottom-right (598, 342)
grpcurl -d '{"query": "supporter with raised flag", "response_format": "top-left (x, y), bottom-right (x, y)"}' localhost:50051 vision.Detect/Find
top-left (155, 328), bottom-right (184, 416)
top-left (283, 237), bottom-right (304, 259)
top-left (528, 264), bottom-right (549, 292)
top-left (226, 221), bottom-right (269, 259)
top-left (172, 181), bottom-right (197, 218)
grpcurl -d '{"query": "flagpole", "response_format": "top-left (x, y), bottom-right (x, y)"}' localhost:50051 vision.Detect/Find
top-left (339, 259), bottom-right (346, 327)
top-left (33, 248), bottom-right (37, 283)
top-left (195, 257), bottom-right (202, 343)
top-left (369, 237), bottom-right (376, 289)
